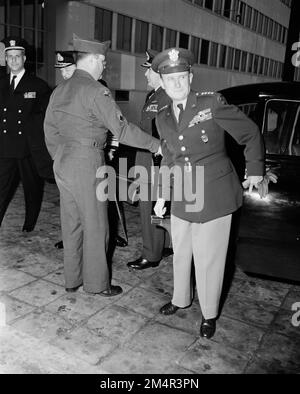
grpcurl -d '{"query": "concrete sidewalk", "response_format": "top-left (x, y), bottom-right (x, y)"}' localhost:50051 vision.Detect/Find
top-left (0, 183), bottom-right (299, 374)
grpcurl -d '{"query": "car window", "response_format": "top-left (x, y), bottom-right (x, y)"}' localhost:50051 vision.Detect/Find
top-left (237, 103), bottom-right (259, 124)
top-left (263, 99), bottom-right (300, 156)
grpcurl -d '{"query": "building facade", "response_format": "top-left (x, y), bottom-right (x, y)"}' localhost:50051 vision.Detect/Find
top-left (0, 0), bottom-right (298, 122)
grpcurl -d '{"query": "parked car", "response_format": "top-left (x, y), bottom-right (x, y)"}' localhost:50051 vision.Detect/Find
top-left (220, 82), bottom-right (300, 282)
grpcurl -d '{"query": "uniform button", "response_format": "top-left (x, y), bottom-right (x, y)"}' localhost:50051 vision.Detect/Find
top-left (181, 146), bottom-right (186, 152)
top-left (18, 110), bottom-right (22, 113)
top-left (3, 130), bottom-right (7, 133)
top-left (18, 131), bottom-right (22, 135)
top-left (185, 157), bottom-right (189, 162)
top-left (201, 130), bottom-right (206, 134)
top-left (3, 108), bottom-right (7, 112)
top-left (3, 119), bottom-right (6, 122)
top-left (178, 135), bottom-right (184, 141)
top-left (18, 121), bottom-right (21, 124)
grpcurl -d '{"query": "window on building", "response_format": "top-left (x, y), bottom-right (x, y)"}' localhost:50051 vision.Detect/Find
top-left (238, 1), bottom-right (246, 26)
top-left (251, 9), bottom-right (258, 31)
top-left (117, 14), bottom-right (132, 52)
top-left (263, 16), bottom-right (269, 37)
top-left (218, 44), bottom-right (227, 68)
top-left (210, 42), bottom-right (218, 67)
top-left (281, 27), bottom-right (287, 44)
top-left (151, 24), bottom-right (163, 52)
top-left (0, 0), bottom-right (7, 24)
top-left (165, 28), bottom-right (177, 48)
top-left (231, 0), bottom-right (239, 22)
top-left (253, 55), bottom-right (259, 74)
top-left (226, 46), bottom-right (234, 69)
top-left (259, 57), bottom-right (264, 75)
top-left (247, 53), bottom-right (254, 73)
top-left (204, 0), bottom-right (213, 10)
top-left (264, 58), bottom-right (269, 75)
top-left (223, 0), bottom-right (231, 18)
top-left (268, 19), bottom-right (274, 39)
top-left (190, 36), bottom-right (200, 63)
top-left (9, 0), bottom-right (21, 26)
top-left (179, 32), bottom-right (189, 49)
top-left (269, 60), bottom-right (274, 77)
top-left (273, 61), bottom-right (278, 78)
top-left (241, 51), bottom-right (247, 72)
top-left (257, 12), bottom-right (263, 34)
top-left (234, 48), bottom-right (241, 71)
top-left (245, 5), bottom-right (252, 29)
top-left (200, 39), bottom-right (210, 65)
top-left (135, 19), bottom-right (148, 54)
top-left (24, 0), bottom-right (34, 28)
top-left (273, 22), bottom-right (278, 41)
top-left (95, 8), bottom-right (112, 42)
top-left (214, 0), bottom-right (223, 15)
top-left (277, 24), bottom-right (282, 43)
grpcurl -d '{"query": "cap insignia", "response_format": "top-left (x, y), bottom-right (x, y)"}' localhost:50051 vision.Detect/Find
top-left (57, 53), bottom-right (64, 62)
top-left (9, 40), bottom-right (16, 47)
top-left (168, 49), bottom-right (179, 63)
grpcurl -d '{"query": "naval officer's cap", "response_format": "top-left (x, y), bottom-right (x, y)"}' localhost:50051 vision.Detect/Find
top-left (72, 33), bottom-right (110, 56)
top-left (141, 49), bottom-right (157, 68)
top-left (2, 36), bottom-right (27, 52)
top-left (152, 47), bottom-right (194, 74)
top-left (54, 51), bottom-right (76, 68)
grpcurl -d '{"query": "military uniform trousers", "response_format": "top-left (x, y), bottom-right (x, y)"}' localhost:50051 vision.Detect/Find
top-left (53, 144), bottom-right (109, 293)
top-left (171, 213), bottom-right (232, 320)
top-left (0, 156), bottom-right (44, 230)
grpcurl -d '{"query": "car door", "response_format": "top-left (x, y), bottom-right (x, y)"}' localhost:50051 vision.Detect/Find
top-left (236, 98), bottom-right (300, 281)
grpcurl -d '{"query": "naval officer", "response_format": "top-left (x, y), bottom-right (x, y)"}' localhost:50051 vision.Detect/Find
top-left (0, 37), bottom-right (52, 232)
top-left (152, 47), bottom-right (265, 338)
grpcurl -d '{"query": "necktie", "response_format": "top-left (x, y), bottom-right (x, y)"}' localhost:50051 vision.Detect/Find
top-left (10, 75), bottom-right (17, 95)
top-left (177, 103), bottom-right (184, 124)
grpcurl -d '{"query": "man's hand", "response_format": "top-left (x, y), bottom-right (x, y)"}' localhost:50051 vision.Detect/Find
top-left (154, 198), bottom-right (166, 218)
top-left (257, 171), bottom-right (278, 198)
top-left (242, 175), bottom-right (264, 194)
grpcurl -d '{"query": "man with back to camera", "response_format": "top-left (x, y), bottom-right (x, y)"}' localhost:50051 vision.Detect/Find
top-left (0, 37), bottom-right (52, 232)
top-left (152, 47), bottom-right (265, 339)
top-left (44, 35), bottom-right (161, 296)
top-left (127, 50), bottom-right (172, 271)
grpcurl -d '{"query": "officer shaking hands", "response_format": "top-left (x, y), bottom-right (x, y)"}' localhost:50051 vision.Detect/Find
top-left (0, 37), bottom-right (52, 232)
top-left (152, 47), bottom-right (265, 339)
top-left (44, 35), bottom-right (161, 297)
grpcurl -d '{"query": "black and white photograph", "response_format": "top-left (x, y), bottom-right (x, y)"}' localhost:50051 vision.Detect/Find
top-left (0, 0), bottom-right (299, 376)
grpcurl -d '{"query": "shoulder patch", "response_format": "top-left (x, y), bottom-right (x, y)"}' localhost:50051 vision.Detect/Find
top-left (103, 89), bottom-right (111, 97)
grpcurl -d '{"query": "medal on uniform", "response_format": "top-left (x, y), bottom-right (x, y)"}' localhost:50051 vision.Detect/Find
top-left (201, 134), bottom-right (208, 143)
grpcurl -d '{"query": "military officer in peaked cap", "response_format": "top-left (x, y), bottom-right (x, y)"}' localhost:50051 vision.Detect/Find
top-left (44, 35), bottom-right (161, 296)
top-left (54, 50), bottom-right (76, 80)
top-left (127, 49), bottom-right (172, 271)
top-left (152, 47), bottom-right (265, 338)
top-left (0, 36), bottom-right (52, 232)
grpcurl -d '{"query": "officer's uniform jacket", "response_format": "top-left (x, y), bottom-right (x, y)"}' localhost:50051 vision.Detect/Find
top-left (135, 87), bottom-right (169, 184)
top-left (0, 71), bottom-right (53, 178)
top-left (44, 70), bottom-right (159, 160)
top-left (156, 90), bottom-right (265, 223)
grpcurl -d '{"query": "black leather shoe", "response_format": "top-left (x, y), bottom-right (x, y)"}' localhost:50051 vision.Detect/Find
top-left (115, 235), bottom-right (128, 248)
top-left (162, 247), bottom-right (173, 258)
top-left (200, 318), bottom-right (216, 339)
top-left (54, 240), bottom-right (64, 249)
top-left (99, 285), bottom-right (123, 297)
top-left (159, 302), bottom-right (179, 315)
top-left (65, 284), bottom-right (81, 293)
top-left (127, 257), bottom-right (160, 270)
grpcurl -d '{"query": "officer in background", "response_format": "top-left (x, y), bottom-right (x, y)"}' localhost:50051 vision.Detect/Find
top-left (127, 50), bottom-right (171, 270)
top-left (152, 48), bottom-right (265, 339)
top-left (0, 37), bottom-right (52, 232)
top-left (44, 35), bottom-right (161, 296)
top-left (54, 50), bottom-right (77, 80)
